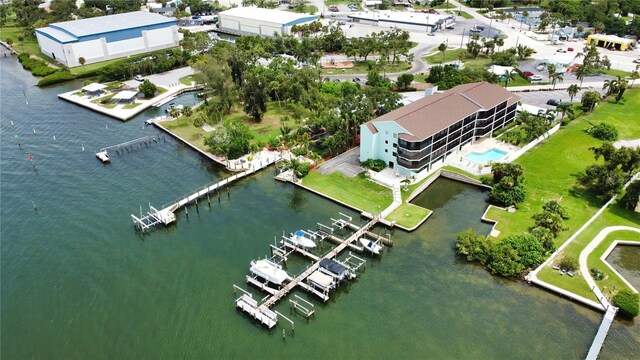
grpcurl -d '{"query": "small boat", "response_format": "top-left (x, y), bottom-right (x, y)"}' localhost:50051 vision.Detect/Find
top-left (95, 150), bottom-right (110, 163)
top-left (359, 237), bottom-right (383, 255)
top-left (249, 259), bottom-right (289, 285)
top-left (307, 270), bottom-right (335, 291)
top-left (289, 230), bottom-right (316, 248)
top-left (319, 258), bottom-right (352, 281)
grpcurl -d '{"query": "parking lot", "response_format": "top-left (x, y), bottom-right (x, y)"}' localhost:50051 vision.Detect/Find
top-left (518, 60), bottom-right (615, 84)
top-left (317, 147), bottom-right (362, 177)
top-left (516, 86), bottom-right (606, 109)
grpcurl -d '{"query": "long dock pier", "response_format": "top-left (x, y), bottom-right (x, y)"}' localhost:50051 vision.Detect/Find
top-left (586, 306), bottom-right (618, 360)
top-left (132, 154), bottom-right (282, 231)
top-left (100, 135), bottom-right (164, 154)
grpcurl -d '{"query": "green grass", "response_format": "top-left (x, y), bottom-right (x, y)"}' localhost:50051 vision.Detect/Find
top-left (0, 27), bottom-right (41, 57)
top-left (457, 11), bottom-right (474, 19)
top-left (423, 48), bottom-right (465, 65)
top-left (463, 56), bottom-right (492, 71)
top-left (506, 74), bottom-right (532, 87)
top-left (325, 0), bottom-right (360, 8)
top-left (413, 74), bottom-right (428, 83)
top-left (385, 202), bottom-right (431, 229)
top-left (179, 75), bottom-right (195, 86)
top-left (289, 5), bottom-right (318, 14)
top-left (485, 89), bottom-right (640, 243)
top-left (588, 230), bottom-right (640, 295)
top-left (70, 58), bottom-right (124, 76)
top-left (321, 61), bottom-right (412, 75)
top-left (162, 119), bottom-right (209, 152)
top-left (598, 68), bottom-right (632, 78)
top-left (123, 102), bottom-right (141, 109)
top-left (91, 93), bottom-right (116, 108)
top-left (302, 172), bottom-right (393, 214)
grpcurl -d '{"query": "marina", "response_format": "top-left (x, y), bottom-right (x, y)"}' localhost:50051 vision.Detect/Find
top-left (235, 214), bottom-right (378, 329)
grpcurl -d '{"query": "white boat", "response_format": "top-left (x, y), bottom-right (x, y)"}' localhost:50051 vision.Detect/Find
top-left (96, 150), bottom-right (110, 163)
top-left (289, 230), bottom-right (316, 248)
top-left (249, 259), bottom-right (289, 285)
top-left (359, 237), bottom-right (383, 255)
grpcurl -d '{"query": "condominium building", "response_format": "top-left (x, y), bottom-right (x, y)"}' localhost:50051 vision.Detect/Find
top-left (359, 82), bottom-right (520, 176)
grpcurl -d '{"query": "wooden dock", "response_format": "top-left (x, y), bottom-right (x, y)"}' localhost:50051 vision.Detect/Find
top-left (132, 155), bottom-right (282, 231)
top-left (586, 306), bottom-right (618, 360)
top-left (259, 217), bottom-right (378, 310)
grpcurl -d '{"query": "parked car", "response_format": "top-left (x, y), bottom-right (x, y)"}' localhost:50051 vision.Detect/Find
top-left (556, 48), bottom-right (567, 53)
top-left (134, 75), bottom-right (144, 81)
top-left (567, 47), bottom-right (574, 52)
top-left (546, 99), bottom-right (561, 106)
top-left (522, 71), bottom-right (534, 77)
top-left (633, 58), bottom-right (640, 63)
top-left (530, 75), bottom-right (543, 82)
top-left (352, 77), bottom-right (361, 83)
top-left (445, 25), bottom-right (454, 30)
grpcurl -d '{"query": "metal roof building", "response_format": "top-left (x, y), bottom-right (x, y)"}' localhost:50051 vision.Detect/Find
top-left (35, 11), bottom-right (180, 67)
top-left (218, 7), bottom-right (318, 37)
top-left (360, 82), bottom-right (520, 176)
top-left (348, 10), bottom-right (454, 33)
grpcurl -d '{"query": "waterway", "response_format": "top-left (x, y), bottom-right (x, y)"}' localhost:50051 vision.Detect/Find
top-left (1, 53), bottom-right (639, 358)
top-left (607, 245), bottom-right (640, 291)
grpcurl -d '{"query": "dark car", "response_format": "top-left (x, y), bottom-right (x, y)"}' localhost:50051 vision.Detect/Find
top-left (522, 71), bottom-right (534, 77)
top-left (352, 77), bottom-right (361, 83)
top-left (546, 99), bottom-right (561, 106)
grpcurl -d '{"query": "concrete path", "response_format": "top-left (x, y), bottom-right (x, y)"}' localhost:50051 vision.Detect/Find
top-left (578, 226), bottom-right (640, 308)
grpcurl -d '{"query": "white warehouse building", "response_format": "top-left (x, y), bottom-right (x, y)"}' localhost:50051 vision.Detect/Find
top-left (218, 7), bottom-right (318, 37)
top-left (35, 11), bottom-right (180, 68)
top-left (348, 10), bottom-right (454, 33)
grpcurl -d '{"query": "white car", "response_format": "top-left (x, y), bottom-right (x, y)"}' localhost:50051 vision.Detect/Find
top-left (530, 75), bottom-right (543, 82)
top-left (134, 75), bottom-right (144, 81)
top-left (633, 58), bottom-right (640, 64)
top-left (556, 48), bottom-right (567, 53)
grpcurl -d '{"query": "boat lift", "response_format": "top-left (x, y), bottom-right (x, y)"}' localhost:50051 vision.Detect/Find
top-left (289, 295), bottom-right (315, 318)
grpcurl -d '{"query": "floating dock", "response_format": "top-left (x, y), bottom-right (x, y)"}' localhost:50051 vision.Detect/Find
top-left (99, 135), bottom-right (164, 158)
top-left (234, 214), bottom-right (381, 329)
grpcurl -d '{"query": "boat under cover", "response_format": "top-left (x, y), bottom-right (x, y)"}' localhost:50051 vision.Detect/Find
top-left (319, 258), bottom-right (349, 280)
top-left (307, 270), bottom-right (334, 290)
top-left (250, 259), bottom-right (289, 285)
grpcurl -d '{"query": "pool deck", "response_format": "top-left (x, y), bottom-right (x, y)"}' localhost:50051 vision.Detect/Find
top-left (445, 137), bottom-right (521, 176)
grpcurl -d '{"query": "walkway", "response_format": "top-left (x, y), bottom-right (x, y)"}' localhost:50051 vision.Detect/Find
top-left (586, 306), bottom-right (618, 360)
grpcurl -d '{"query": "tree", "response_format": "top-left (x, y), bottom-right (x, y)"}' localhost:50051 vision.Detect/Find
top-left (285, 158), bottom-right (312, 179)
top-left (455, 229), bottom-right (492, 264)
top-left (438, 42), bottom-right (447, 64)
top-left (558, 256), bottom-right (578, 271)
top-left (532, 208), bottom-right (566, 238)
top-left (78, 57), bottom-right (86, 67)
top-left (241, 70), bottom-right (268, 122)
top-left (531, 227), bottom-right (555, 251)
top-left (556, 102), bottom-right (573, 121)
top-left (50, 0), bottom-right (77, 22)
top-left (575, 64), bottom-right (589, 88)
top-left (17, 35), bottom-right (24, 52)
top-left (487, 234), bottom-right (545, 277)
top-left (138, 80), bottom-right (157, 98)
top-left (587, 123), bottom-right (618, 141)
top-left (5, 38), bottom-right (13, 48)
top-left (581, 91), bottom-right (601, 112)
top-left (515, 44), bottom-right (534, 60)
top-left (182, 105), bottom-right (192, 118)
top-left (204, 118), bottom-right (253, 159)
top-left (396, 73), bottom-right (414, 90)
top-left (549, 71), bottom-right (563, 90)
top-left (620, 180), bottom-right (640, 211)
top-left (612, 290), bottom-right (639, 319)
top-left (488, 163), bottom-right (526, 207)
top-left (603, 78), bottom-right (619, 97)
top-left (502, 69), bottom-right (516, 88)
top-left (630, 65), bottom-right (639, 88)
top-left (567, 84), bottom-right (580, 102)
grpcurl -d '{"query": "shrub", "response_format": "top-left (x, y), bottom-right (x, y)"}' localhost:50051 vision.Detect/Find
top-left (487, 234), bottom-right (545, 277)
top-left (455, 229), bottom-right (492, 264)
top-left (38, 71), bottom-right (76, 87)
top-left (18, 53), bottom-right (57, 77)
top-left (558, 255), bottom-right (578, 272)
top-left (586, 123), bottom-right (618, 141)
top-left (292, 147), bottom-right (309, 156)
top-left (361, 159), bottom-right (386, 172)
top-left (590, 267), bottom-right (605, 281)
top-left (620, 180), bottom-right (640, 210)
top-left (612, 290), bottom-right (639, 318)
top-left (268, 136), bottom-right (280, 149)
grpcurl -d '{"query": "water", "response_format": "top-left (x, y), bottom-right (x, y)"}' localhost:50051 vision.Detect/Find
top-left (465, 148), bottom-right (507, 164)
top-left (606, 245), bottom-right (640, 291)
top-left (1, 54), bottom-right (639, 358)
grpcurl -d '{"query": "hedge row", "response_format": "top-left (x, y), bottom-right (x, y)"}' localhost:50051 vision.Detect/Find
top-left (38, 71), bottom-right (76, 87)
top-left (17, 53), bottom-right (57, 77)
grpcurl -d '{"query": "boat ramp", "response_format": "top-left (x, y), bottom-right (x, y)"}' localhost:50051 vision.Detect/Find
top-left (234, 213), bottom-right (392, 331)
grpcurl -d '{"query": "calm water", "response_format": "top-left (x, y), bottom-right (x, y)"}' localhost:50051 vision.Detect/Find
top-left (1, 54), bottom-right (639, 359)
top-left (607, 246), bottom-right (640, 291)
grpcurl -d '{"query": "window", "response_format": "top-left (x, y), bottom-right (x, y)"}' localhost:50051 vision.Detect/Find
top-left (392, 152), bottom-right (397, 156)
top-left (385, 140), bottom-right (388, 144)
top-left (385, 149), bottom-right (388, 153)
top-left (393, 133), bottom-right (397, 138)
top-left (393, 143), bottom-right (397, 148)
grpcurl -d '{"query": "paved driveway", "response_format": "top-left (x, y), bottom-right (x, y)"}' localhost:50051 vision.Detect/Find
top-left (317, 147), bottom-right (362, 177)
top-left (123, 67), bottom-right (195, 89)
top-left (516, 86), bottom-right (606, 109)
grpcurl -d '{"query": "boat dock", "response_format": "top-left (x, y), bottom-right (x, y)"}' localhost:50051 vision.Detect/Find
top-left (132, 154), bottom-right (282, 231)
top-left (100, 135), bottom-right (164, 156)
top-left (586, 306), bottom-right (618, 360)
top-left (235, 214), bottom-right (381, 329)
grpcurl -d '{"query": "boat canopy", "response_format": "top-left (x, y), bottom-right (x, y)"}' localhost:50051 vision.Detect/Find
top-left (308, 270), bottom-right (333, 288)
top-left (320, 259), bottom-right (348, 276)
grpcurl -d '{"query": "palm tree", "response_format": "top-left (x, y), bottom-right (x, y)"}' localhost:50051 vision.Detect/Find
top-left (602, 78), bottom-right (619, 97)
top-left (520, 11), bottom-right (529, 30)
top-left (503, 70), bottom-right (516, 88)
top-left (556, 102), bottom-right (573, 120)
top-left (575, 65), bottom-right (589, 87)
top-left (550, 72), bottom-right (563, 90)
top-left (182, 105), bottom-right (192, 118)
top-left (78, 57), bottom-right (86, 67)
top-left (630, 65), bottom-right (639, 88)
top-left (438, 42), bottom-right (447, 64)
top-left (494, 36), bottom-right (504, 52)
top-left (17, 35), bottom-right (24, 52)
top-left (567, 84), bottom-right (580, 102)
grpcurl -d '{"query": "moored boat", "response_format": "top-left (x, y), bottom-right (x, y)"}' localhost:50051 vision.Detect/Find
top-left (96, 150), bottom-right (110, 163)
top-left (289, 230), bottom-right (316, 248)
top-left (359, 237), bottom-right (383, 255)
top-left (249, 259), bottom-right (289, 285)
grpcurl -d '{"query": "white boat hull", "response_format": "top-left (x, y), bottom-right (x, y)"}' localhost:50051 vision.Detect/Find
top-left (250, 259), bottom-right (289, 285)
top-left (360, 238), bottom-right (383, 255)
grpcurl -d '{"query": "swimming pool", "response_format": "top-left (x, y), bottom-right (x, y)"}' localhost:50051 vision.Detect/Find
top-left (465, 148), bottom-right (508, 164)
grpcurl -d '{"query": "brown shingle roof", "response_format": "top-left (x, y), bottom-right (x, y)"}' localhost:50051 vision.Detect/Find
top-left (366, 82), bottom-right (520, 141)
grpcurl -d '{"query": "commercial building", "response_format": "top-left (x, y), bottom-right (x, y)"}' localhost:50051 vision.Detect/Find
top-left (586, 34), bottom-right (636, 51)
top-left (348, 10), bottom-right (454, 33)
top-left (35, 11), bottom-right (180, 67)
top-left (360, 82), bottom-right (520, 176)
top-left (218, 7), bottom-right (318, 37)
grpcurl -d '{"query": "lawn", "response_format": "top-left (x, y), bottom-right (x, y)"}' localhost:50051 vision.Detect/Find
top-left (123, 102), bottom-right (142, 109)
top-left (321, 60), bottom-right (412, 75)
top-left (162, 119), bottom-right (209, 153)
top-left (385, 202), bottom-right (431, 230)
top-left (537, 205), bottom-right (640, 301)
top-left (506, 74), bottom-right (532, 87)
top-left (598, 68), bottom-right (632, 78)
top-left (457, 11), bottom-right (474, 19)
top-left (179, 75), bottom-right (195, 86)
top-left (423, 48), bottom-right (465, 65)
top-left (0, 27), bottom-right (41, 57)
top-left (70, 58), bottom-right (125, 76)
top-left (485, 89), bottom-right (640, 244)
top-left (91, 93), bottom-right (116, 108)
top-left (302, 172), bottom-right (393, 214)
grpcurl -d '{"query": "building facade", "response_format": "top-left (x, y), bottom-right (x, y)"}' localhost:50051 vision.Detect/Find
top-left (360, 82), bottom-right (520, 177)
top-left (35, 11), bottom-right (180, 67)
top-left (218, 7), bottom-right (317, 37)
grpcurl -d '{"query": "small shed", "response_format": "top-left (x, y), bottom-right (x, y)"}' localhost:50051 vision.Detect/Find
top-left (81, 83), bottom-right (107, 96)
top-left (112, 90), bottom-right (138, 104)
